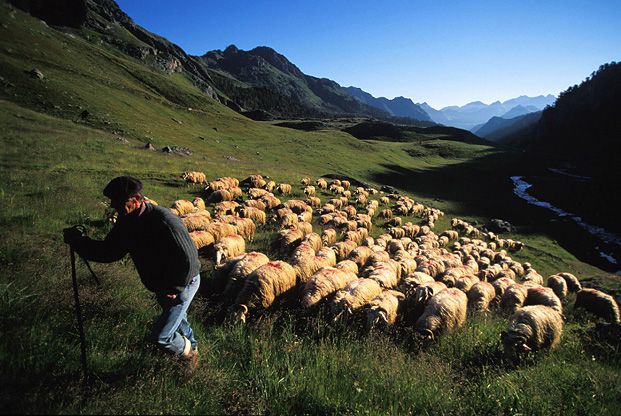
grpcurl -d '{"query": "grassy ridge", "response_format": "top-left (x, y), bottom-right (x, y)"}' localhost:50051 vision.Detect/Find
top-left (1, 3), bottom-right (620, 414)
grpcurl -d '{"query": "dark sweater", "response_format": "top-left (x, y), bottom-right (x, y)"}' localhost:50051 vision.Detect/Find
top-left (74, 203), bottom-right (200, 294)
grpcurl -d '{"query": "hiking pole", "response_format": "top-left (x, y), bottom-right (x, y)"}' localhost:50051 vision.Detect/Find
top-left (70, 246), bottom-right (89, 385)
top-left (73, 226), bottom-right (100, 286)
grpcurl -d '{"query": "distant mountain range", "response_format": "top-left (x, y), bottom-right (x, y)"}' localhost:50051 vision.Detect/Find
top-left (341, 87), bottom-right (432, 122)
top-left (421, 95), bottom-right (556, 130)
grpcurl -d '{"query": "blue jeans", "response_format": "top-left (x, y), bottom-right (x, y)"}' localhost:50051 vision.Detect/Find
top-left (149, 274), bottom-right (200, 355)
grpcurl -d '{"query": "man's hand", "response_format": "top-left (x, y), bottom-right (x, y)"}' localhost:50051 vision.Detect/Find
top-left (165, 293), bottom-right (177, 300)
top-left (63, 227), bottom-right (84, 246)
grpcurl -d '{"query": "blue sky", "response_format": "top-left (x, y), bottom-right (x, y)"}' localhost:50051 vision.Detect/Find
top-left (117, 0), bottom-right (621, 108)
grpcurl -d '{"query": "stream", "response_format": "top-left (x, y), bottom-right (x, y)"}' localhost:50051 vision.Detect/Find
top-left (511, 175), bottom-right (621, 272)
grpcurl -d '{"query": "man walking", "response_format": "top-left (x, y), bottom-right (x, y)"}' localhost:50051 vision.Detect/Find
top-left (64, 176), bottom-right (201, 368)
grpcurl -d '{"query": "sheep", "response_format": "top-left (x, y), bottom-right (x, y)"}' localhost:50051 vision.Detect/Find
top-left (192, 197), bottom-right (206, 211)
top-left (222, 252), bottom-right (270, 298)
top-left (302, 266), bottom-right (359, 308)
top-left (214, 235), bottom-right (246, 266)
top-left (307, 196), bottom-right (321, 208)
top-left (367, 250), bottom-right (391, 265)
top-left (321, 228), bottom-right (337, 246)
top-left (231, 217), bottom-right (256, 242)
top-left (500, 284), bottom-right (529, 314)
top-left (397, 257), bottom-right (418, 278)
top-left (248, 188), bottom-right (269, 199)
top-left (238, 206), bottom-right (267, 225)
top-left (290, 222), bottom-right (311, 236)
top-left (273, 228), bottom-right (304, 255)
top-left (491, 277), bottom-right (516, 302)
top-left (207, 180), bottom-right (228, 192)
top-left (333, 239), bottom-right (358, 261)
top-left (380, 196), bottom-right (390, 205)
top-left (279, 212), bottom-right (299, 229)
top-left (208, 189), bottom-right (233, 203)
top-left (231, 261), bottom-right (297, 323)
top-left (181, 210), bottom-right (212, 231)
top-left (502, 305), bottom-right (564, 362)
top-left (415, 288), bottom-right (468, 340)
top-left (348, 245), bottom-right (374, 269)
top-left (298, 210), bottom-right (313, 223)
top-left (524, 286), bottom-right (563, 315)
top-left (547, 274), bottom-right (568, 302)
top-left (336, 259), bottom-right (359, 274)
top-left (303, 186), bottom-right (316, 197)
top-left (316, 178), bottom-right (328, 189)
top-left (277, 183), bottom-right (292, 195)
top-left (262, 180), bottom-right (274, 192)
top-left (341, 180), bottom-right (351, 189)
top-left (284, 200), bottom-right (312, 214)
top-left (214, 201), bottom-right (240, 217)
top-left (404, 281), bottom-right (447, 323)
top-left (440, 230), bottom-right (459, 241)
top-left (468, 281), bottom-right (497, 312)
top-left (170, 199), bottom-right (196, 216)
top-left (380, 209), bottom-right (393, 219)
top-left (558, 272), bottom-right (582, 292)
top-left (218, 176), bottom-right (239, 188)
top-left (182, 171), bottom-right (207, 184)
top-left (387, 217), bottom-right (402, 228)
top-left (389, 227), bottom-right (406, 239)
top-left (454, 274), bottom-right (480, 293)
top-left (400, 271), bottom-right (435, 290)
top-left (364, 259), bottom-right (402, 289)
top-left (343, 205), bottom-right (357, 219)
top-left (302, 233), bottom-right (323, 252)
top-left (244, 199), bottom-right (267, 211)
top-left (522, 268), bottom-right (544, 286)
top-left (244, 175), bottom-right (265, 189)
top-left (403, 223), bottom-right (420, 239)
top-left (189, 230), bottom-right (215, 250)
top-left (331, 278), bottom-right (384, 317)
top-left (355, 214), bottom-right (373, 231)
top-left (328, 198), bottom-right (344, 210)
top-left (260, 193), bottom-right (281, 210)
top-left (574, 288), bottom-right (620, 323)
top-left (229, 187), bottom-right (243, 199)
top-left (292, 246), bottom-right (337, 284)
top-left (366, 290), bottom-right (405, 329)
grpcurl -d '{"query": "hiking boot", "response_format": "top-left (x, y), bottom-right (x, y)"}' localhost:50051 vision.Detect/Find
top-left (183, 347), bottom-right (199, 372)
top-left (180, 336), bottom-right (199, 371)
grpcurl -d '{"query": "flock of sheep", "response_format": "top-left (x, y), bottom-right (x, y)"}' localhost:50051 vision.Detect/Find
top-left (147, 171), bottom-right (621, 361)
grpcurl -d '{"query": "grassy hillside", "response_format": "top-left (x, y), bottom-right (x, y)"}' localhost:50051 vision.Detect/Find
top-left (1, 2), bottom-right (620, 414)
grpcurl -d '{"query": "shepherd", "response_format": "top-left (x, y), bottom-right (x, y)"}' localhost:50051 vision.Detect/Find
top-left (63, 176), bottom-right (201, 369)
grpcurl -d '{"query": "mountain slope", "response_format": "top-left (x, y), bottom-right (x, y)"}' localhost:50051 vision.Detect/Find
top-left (474, 111), bottom-right (542, 142)
top-left (342, 86), bottom-right (432, 122)
top-left (198, 45), bottom-right (390, 119)
top-left (528, 62), bottom-right (621, 175)
top-left (500, 104), bottom-right (538, 119)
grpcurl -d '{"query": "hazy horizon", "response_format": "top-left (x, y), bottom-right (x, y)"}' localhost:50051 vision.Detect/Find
top-left (116, 0), bottom-right (621, 108)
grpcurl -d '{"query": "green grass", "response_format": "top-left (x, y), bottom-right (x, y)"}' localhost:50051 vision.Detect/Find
top-left (0, 3), bottom-right (620, 414)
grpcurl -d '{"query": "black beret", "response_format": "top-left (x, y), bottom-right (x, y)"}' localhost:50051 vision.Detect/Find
top-left (103, 176), bottom-right (143, 200)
